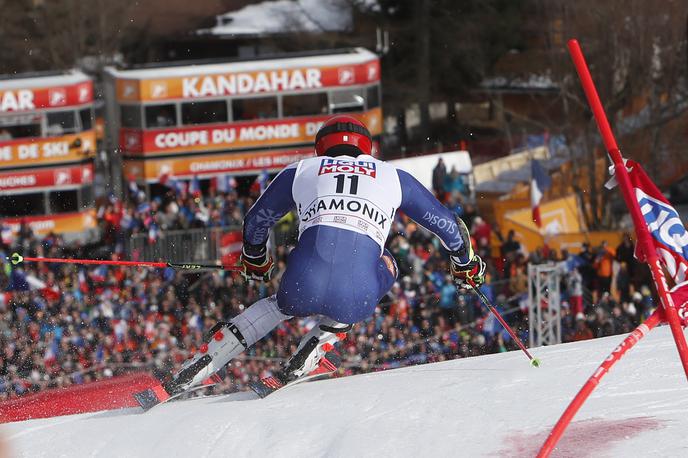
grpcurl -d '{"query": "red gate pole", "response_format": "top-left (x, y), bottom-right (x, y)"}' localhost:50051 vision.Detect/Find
top-left (536, 38), bottom-right (688, 458)
top-left (537, 310), bottom-right (662, 456)
top-left (567, 39), bottom-right (688, 378)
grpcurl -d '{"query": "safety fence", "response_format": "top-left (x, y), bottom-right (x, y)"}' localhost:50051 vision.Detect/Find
top-left (126, 226), bottom-right (237, 263)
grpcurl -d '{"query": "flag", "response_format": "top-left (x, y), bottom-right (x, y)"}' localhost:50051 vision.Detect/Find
top-left (136, 202), bottom-right (151, 214)
top-left (627, 160), bottom-right (688, 284)
top-left (90, 265), bottom-right (108, 283)
top-left (1, 224), bottom-right (12, 245)
top-left (215, 174), bottom-right (237, 193)
top-left (157, 165), bottom-right (171, 185)
top-left (530, 159), bottom-right (552, 227)
top-left (220, 230), bottom-right (243, 265)
top-left (148, 222), bottom-right (159, 244)
top-left (172, 178), bottom-right (187, 197)
top-left (127, 175), bottom-right (139, 196)
top-left (673, 282), bottom-right (688, 325)
top-left (78, 269), bottom-right (89, 293)
top-left (257, 169), bottom-right (270, 194)
top-left (189, 175), bottom-right (201, 198)
top-left (0, 291), bottom-right (11, 307)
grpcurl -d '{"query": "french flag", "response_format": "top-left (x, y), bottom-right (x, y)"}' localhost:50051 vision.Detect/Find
top-left (78, 269), bottom-right (89, 293)
top-left (530, 159), bottom-right (552, 227)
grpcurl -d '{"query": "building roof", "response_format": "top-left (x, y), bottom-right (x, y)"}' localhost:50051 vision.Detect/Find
top-left (197, 0), bottom-right (352, 37)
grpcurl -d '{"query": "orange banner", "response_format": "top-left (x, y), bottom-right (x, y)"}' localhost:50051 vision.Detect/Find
top-left (116, 60), bottom-right (380, 102)
top-left (3, 209), bottom-right (97, 236)
top-left (121, 109), bottom-right (382, 156)
top-left (124, 148), bottom-right (316, 181)
top-left (0, 130), bottom-right (96, 168)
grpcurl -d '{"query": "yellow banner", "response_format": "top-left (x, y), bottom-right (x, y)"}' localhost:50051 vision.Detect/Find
top-left (505, 195), bottom-right (584, 235)
top-left (0, 130), bottom-right (96, 168)
top-left (4, 209), bottom-right (97, 236)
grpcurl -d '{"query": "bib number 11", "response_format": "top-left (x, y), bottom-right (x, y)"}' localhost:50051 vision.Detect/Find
top-left (334, 174), bottom-right (358, 195)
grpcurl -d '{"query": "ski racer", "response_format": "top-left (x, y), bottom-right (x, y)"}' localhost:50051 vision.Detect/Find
top-left (163, 115), bottom-right (486, 395)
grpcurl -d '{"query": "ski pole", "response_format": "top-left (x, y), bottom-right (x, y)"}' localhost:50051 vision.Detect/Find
top-left (465, 280), bottom-right (541, 367)
top-left (7, 253), bottom-right (242, 272)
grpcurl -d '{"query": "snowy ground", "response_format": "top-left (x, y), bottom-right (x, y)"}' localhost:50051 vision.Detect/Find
top-left (4, 325), bottom-right (688, 457)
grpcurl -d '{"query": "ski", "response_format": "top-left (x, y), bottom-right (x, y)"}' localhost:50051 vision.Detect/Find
top-left (134, 371), bottom-right (223, 412)
top-left (248, 351), bottom-right (341, 399)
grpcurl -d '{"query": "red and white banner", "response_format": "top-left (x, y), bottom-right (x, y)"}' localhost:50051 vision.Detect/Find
top-left (628, 159), bottom-right (688, 284)
top-left (0, 163), bottom-right (93, 192)
top-left (0, 81), bottom-right (93, 113)
top-left (220, 230), bottom-right (243, 265)
top-left (120, 109), bottom-right (382, 155)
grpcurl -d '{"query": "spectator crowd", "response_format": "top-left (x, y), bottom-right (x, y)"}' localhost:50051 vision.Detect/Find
top-left (0, 170), bottom-right (659, 400)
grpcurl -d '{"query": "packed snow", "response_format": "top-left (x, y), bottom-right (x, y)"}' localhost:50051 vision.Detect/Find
top-left (4, 325), bottom-right (688, 457)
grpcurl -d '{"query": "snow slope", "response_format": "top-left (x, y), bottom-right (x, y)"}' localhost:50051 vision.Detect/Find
top-left (4, 325), bottom-right (688, 457)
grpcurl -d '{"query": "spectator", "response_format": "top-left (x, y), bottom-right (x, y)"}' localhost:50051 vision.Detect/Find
top-left (431, 158), bottom-right (447, 200)
top-left (578, 243), bottom-right (596, 292)
top-left (593, 241), bottom-right (616, 298)
top-left (0, 174), bottom-right (647, 401)
top-left (571, 314), bottom-right (594, 341)
top-left (567, 268), bottom-right (584, 316)
top-left (443, 166), bottom-right (466, 196)
top-left (615, 234), bottom-right (636, 283)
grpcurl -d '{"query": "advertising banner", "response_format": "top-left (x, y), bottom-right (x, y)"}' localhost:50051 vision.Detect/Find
top-left (116, 60), bottom-right (380, 102)
top-left (0, 130), bottom-right (96, 168)
top-left (0, 81), bottom-right (93, 113)
top-left (2, 209), bottom-right (97, 235)
top-left (0, 163), bottom-right (93, 192)
top-left (120, 109), bottom-right (382, 155)
top-left (124, 148), bottom-right (315, 181)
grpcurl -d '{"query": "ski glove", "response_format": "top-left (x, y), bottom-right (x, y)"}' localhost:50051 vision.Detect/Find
top-left (450, 216), bottom-right (486, 288)
top-left (240, 244), bottom-right (274, 282)
top-left (450, 254), bottom-right (486, 288)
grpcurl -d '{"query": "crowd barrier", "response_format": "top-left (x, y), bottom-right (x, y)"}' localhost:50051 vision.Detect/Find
top-left (126, 227), bottom-right (228, 263)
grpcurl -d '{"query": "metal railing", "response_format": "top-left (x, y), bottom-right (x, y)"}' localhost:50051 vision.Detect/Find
top-left (127, 227), bottom-right (238, 263)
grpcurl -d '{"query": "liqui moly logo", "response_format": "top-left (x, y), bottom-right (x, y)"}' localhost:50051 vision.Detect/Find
top-left (318, 158), bottom-right (376, 177)
top-left (636, 188), bottom-right (688, 258)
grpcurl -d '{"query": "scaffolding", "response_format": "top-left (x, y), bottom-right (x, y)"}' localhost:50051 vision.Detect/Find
top-left (528, 263), bottom-right (562, 347)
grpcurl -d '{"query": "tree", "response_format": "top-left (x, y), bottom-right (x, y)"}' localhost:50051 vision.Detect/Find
top-left (536, 0), bottom-right (688, 229)
top-left (0, 0), bottom-right (137, 74)
top-left (355, 0), bottom-right (526, 149)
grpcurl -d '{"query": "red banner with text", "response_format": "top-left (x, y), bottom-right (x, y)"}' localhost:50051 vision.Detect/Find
top-left (0, 163), bottom-right (93, 192)
top-left (0, 81), bottom-right (93, 113)
top-left (120, 109), bottom-right (382, 156)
